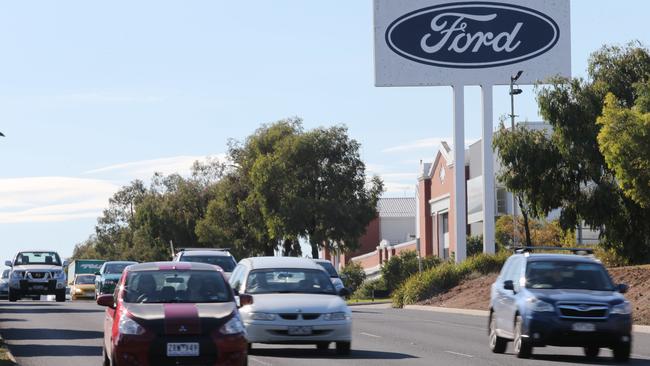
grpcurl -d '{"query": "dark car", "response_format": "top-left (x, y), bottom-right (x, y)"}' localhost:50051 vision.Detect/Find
top-left (96, 261), bottom-right (249, 366)
top-left (488, 249), bottom-right (632, 361)
top-left (95, 261), bottom-right (137, 298)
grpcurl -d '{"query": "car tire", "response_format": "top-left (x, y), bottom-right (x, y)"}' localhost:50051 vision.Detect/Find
top-left (8, 289), bottom-right (18, 302)
top-left (55, 289), bottom-right (66, 302)
top-left (583, 345), bottom-right (599, 359)
top-left (513, 315), bottom-right (532, 359)
top-left (336, 342), bottom-right (351, 356)
top-left (247, 343), bottom-right (254, 355)
top-left (316, 342), bottom-right (329, 351)
top-left (488, 314), bottom-right (507, 354)
top-left (613, 341), bottom-right (631, 362)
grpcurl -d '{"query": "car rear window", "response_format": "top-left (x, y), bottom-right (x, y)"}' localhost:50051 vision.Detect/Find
top-left (525, 261), bottom-right (614, 291)
top-left (104, 263), bottom-right (133, 274)
top-left (316, 261), bottom-right (339, 278)
top-left (123, 270), bottom-right (231, 304)
top-left (180, 255), bottom-right (236, 272)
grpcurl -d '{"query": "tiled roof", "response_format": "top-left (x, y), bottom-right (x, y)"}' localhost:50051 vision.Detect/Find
top-left (377, 197), bottom-right (416, 218)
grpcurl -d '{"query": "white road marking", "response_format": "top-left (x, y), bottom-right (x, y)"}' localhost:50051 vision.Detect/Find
top-left (360, 332), bottom-right (382, 338)
top-left (445, 350), bottom-right (474, 358)
top-left (250, 356), bottom-right (272, 366)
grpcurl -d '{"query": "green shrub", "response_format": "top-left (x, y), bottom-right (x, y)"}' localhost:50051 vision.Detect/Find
top-left (467, 235), bottom-right (484, 257)
top-left (392, 252), bottom-right (509, 308)
top-left (339, 261), bottom-right (366, 292)
top-left (381, 250), bottom-right (442, 292)
top-left (595, 246), bottom-right (630, 267)
top-left (351, 277), bottom-right (387, 300)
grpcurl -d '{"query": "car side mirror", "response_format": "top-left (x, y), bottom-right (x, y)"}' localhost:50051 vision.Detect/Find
top-left (503, 280), bottom-right (515, 291)
top-left (616, 283), bottom-right (629, 294)
top-left (4, 260), bottom-right (12, 267)
top-left (62, 260), bottom-right (69, 267)
top-left (96, 294), bottom-right (116, 308)
top-left (239, 294), bottom-right (253, 307)
top-left (338, 288), bottom-right (351, 297)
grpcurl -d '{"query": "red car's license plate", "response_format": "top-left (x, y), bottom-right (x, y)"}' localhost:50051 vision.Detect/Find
top-left (167, 342), bottom-right (199, 357)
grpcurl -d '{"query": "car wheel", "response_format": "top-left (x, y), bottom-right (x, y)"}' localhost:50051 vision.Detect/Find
top-left (488, 314), bottom-right (507, 354)
top-left (55, 289), bottom-right (66, 302)
top-left (316, 342), bottom-right (329, 351)
top-left (583, 345), bottom-right (599, 359)
top-left (613, 340), bottom-right (631, 362)
top-left (336, 342), bottom-right (351, 356)
top-left (8, 289), bottom-right (18, 302)
top-left (247, 343), bottom-right (253, 355)
top-left (513, 315), bottom-right (532, 359)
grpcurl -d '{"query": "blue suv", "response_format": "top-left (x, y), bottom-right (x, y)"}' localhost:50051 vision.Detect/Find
top-left (488, 248), bottom-right (632, 361)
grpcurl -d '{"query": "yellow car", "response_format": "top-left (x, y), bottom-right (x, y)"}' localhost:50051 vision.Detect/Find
top-left (70, 274), bottom-right (96, 300)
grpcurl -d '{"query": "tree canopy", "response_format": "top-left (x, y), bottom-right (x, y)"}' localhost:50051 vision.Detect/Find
top-left (73, 118), bottom-right (383, 262)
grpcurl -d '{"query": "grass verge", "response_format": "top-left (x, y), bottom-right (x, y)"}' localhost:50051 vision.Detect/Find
top-left (392, 252), bottom-right (509, 308)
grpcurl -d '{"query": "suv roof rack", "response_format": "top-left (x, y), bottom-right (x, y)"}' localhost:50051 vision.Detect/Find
top-left (513, 246), bottom-right (594, 255)
top-left (177, 247), bottom-right (231, 252)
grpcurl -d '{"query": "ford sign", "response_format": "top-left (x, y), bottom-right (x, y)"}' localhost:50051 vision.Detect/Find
top-left (385, 2), bottom-right (560, 69)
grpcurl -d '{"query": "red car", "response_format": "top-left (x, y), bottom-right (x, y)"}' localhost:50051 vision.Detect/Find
top-left (97, 261), bottom-right (251, 366)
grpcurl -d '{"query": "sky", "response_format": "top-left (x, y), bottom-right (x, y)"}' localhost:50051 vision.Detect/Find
top-left (0, 0), bottom-right (648, 262)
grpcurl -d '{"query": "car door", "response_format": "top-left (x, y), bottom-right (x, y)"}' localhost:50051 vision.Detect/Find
top-left (500, 257), bottom-right (523, 336)
top-left (493, 258), bottom-right (513, 331)
top-left (103, 277), bottom-right (121, 354)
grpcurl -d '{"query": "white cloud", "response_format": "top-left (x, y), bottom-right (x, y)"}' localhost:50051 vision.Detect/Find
top-left (382, 137), bottom-right (479, 153)
top-left (0, 177), bottom-right (119, 224)
top-left (84, 154), bottom-right (227, 180)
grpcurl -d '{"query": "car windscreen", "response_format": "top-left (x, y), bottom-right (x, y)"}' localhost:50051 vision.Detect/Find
top-left (104, 263), bottom-right (133, 274)
top-left (316, 261), bottom-right (339, 278)
top-left (180, 255), bottom-right (236, 272)
top-left (525, 261), bottom-right (614, 291)
top-left (245, 268), bottom-right (336, 295)
top-left (123, 270), bottom-right (231, 304)
top-left (75, 275), bottom-right (96, 285)
top-left (14, 252), bottom-right (61, 266)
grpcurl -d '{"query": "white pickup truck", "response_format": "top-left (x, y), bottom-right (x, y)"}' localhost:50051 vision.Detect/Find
top-left (5, 251), bottom-right (68, 302)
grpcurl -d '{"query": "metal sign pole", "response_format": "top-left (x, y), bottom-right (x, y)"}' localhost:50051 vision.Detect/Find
top-left (482, 85), bottom-right (496, 254)
top-left (453, 85), bottom-right (467, 263)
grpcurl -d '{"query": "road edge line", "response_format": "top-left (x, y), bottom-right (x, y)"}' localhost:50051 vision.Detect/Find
top-left (403, 305), bottom-right (650, 334)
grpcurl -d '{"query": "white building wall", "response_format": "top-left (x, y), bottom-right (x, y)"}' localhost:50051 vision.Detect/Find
top-left (380, 217), bottom-right (416, 245)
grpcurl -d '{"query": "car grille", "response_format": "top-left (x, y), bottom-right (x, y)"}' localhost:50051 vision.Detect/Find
top-left (557, 303), bottom-right (609, 320)
top-left (28, 272), bottom-right (48, 279)
top-left (271, 329), bottom-right (331, 336)
top-left (278, 313), bottom-right (321, 320)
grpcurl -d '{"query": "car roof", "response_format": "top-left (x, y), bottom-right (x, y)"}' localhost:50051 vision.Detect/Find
top-left (126, 261), bottom-right (221, 272)
top-left (179, 250), bottom-right (231, 257)
top-left (523, 253), bottom-right (600, 263)
top-left (76, 273), bottom-right (96, 277)
top-left (242, 256), bottom-right (324, 270)
top-left (312, 259), bottom-right (332, 264)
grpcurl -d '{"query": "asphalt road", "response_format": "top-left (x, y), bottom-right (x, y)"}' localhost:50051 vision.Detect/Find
top-left (1, 301), bottom-right (650, 366)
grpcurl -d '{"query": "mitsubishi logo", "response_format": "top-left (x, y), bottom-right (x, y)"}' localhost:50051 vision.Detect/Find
top-left (178, 325), bottom-right (188, 333)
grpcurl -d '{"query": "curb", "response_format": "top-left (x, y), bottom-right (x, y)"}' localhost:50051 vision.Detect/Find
top-left (0, 334), bottom-right (18, 365)
top-left (347, 301), bottom-right (392, 307)
top-left (404, 305), bottom-right (489, 317)
top-left (402, 305), bottom-right (650, 334)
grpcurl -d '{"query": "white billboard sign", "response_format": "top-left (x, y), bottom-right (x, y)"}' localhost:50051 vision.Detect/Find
top-left (374, 0), bottom-right (571, 86)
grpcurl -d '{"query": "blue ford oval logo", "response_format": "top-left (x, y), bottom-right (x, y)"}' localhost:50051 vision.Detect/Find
top-left (385, 2), bottom-right (560, 68)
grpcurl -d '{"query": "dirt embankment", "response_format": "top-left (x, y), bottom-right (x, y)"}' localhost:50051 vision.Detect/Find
top-left (421, 265), bottom-right (650, 325)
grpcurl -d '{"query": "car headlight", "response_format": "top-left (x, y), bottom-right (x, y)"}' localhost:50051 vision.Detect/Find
top-left (53, 271), bottom-right (66, 279)
top-left (11, 271), bottom-right (23, 279)
top-left (118, 315), bottom-right (146, 335)
top-left (323, 312), bottom-right (350, 321)
top-left (528, 298), bottom-right (554, 312)
top-left (249, 312), bottom-right (276, 321)
top-left (221, 314), bottom-right (246, 335)
top-left (611, 302), bottom-right (632, 315)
